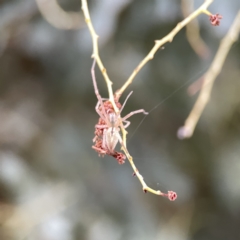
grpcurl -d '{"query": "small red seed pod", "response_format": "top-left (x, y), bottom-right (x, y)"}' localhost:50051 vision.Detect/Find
top-left (209, 14), bottom-right (222, 26)
top-left (167, 191), bottom-right (177, 201)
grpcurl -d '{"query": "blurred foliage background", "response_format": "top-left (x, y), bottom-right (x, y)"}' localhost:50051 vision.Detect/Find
top-left (0, 0), bottom-right (240, 240)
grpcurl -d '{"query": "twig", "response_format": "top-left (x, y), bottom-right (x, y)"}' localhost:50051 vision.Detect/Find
top-left (178, 10), bottom-right (240, 139)
top-left (81, 0), bottom-right (117, 112)
top-left (122, 147), bottom-right (176, 200)
top-left (115, 0), bottom-right (214, 100)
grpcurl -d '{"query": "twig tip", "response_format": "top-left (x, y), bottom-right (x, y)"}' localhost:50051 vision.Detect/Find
top-left (177, 126), bottom-right (192, 139)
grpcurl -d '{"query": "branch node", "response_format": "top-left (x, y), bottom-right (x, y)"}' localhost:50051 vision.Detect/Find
top-left (85, 18), bottom-right (90, 23)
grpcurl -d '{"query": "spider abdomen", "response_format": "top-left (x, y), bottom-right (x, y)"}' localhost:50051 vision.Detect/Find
top-left (102, 127), bottom-right (119, 154)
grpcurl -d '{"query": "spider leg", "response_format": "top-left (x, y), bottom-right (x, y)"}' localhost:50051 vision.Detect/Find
top-left (95, 101), bottom-right (106, 120)
top-left (91, 59), bottom-right (109, 121)
top-left (96, 124), bottom-right (107, 129)
top-left (122, 109), bottom-right (148, 121)
top-left (120, 91), bottom-right (133, 113)
top-left (92, 145), bottom-right (107, 156)
top-left (91, 59), bottom-right (103, 104)
top-left (123, 120), bottom-right (130, 129)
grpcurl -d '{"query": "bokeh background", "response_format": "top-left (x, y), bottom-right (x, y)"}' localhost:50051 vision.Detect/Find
top-left (0, 0), bottom-right (240, 239)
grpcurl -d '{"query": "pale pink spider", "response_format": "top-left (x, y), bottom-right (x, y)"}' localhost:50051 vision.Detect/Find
top-left (91, 59), bottom-right (148, 158)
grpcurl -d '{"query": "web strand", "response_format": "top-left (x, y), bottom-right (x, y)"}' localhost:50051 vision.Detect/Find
top-left (128, 65), bottom-right (209, 142)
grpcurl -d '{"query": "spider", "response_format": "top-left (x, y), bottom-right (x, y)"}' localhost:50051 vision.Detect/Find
top-left (91, 59), bottom-right (148, 163)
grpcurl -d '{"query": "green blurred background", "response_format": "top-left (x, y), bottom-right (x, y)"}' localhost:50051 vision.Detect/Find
top-left (0, 0), bottom-right (240, 239)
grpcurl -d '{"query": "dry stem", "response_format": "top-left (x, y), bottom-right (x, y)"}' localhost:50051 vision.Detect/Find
top-left (115, 0), bottom-right (214, 99)
top-left (81, 0), bottom-right (117, 112)
top-left (178, 10), bottom-right (240, 139)
top-left (123, 148), bottom-right (166, 196)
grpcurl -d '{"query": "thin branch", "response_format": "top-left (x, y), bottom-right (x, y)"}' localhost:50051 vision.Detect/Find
top-left (120, 143), bottom-right (176, 200)
top-left (178, 10), bottom-right (240, 139)
top-left (81, 0), bottom-right (117, 111)
top-left (115, 0), bottom-right (214, 99)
